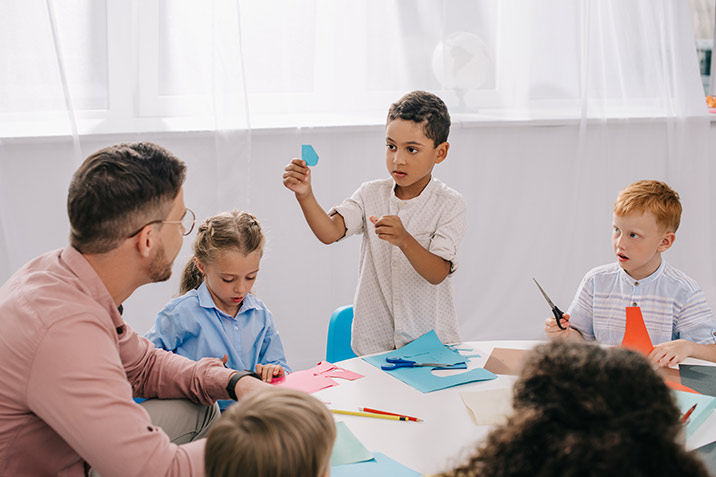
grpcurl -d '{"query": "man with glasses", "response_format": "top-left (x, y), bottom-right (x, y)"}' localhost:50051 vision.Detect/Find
top-left (0, 142), bottom-right (267, 476)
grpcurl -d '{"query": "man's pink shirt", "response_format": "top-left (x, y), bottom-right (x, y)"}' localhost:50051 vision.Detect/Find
top-left (0, 246), bottom-right (234, 476)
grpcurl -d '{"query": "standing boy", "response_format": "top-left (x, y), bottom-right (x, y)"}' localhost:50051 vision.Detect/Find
top-left (545, 180), bottom-right (716, 366)
top-left (283, 91), bottom-right (466, 355)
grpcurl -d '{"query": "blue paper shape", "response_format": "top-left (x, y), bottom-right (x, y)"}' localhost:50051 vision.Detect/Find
top-left (330, 421), bottom-right (374, 466)
top-left (362, 330), bottom-right (497, 393)
top-left (672, 389), bottom-right (716, 438)
top-left (302, 144), bottom-right (319, 166)
top-left (331, 452), bottom-right (420, 476)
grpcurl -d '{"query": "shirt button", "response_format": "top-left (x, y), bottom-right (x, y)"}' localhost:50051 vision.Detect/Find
top-left (392, 261), bottom-right (397, 267)
top-left (634, 281), bottom-right (639, 286)
top-left (394, 298), bottom-right (399, 304)
top-left (234, 326), bottom-right (239, 331)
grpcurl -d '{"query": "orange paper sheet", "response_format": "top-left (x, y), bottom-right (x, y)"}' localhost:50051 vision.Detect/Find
top-left (621, 307), bottom-right (700, 394)
top-left (621, 306), bottom-right (654, 355)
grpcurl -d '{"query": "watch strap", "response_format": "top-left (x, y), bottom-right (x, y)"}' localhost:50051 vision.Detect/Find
top-left (226, 370), bottom-right (262, 400)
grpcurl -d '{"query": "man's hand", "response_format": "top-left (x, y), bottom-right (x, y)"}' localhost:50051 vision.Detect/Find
top-left (233, 373), bottom-right (270, 400)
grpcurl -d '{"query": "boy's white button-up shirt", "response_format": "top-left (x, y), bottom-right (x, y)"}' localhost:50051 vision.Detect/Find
top-left (330, 176), bottom-right (466, 355)
top-left (568, 260), bottom-right (716, 345)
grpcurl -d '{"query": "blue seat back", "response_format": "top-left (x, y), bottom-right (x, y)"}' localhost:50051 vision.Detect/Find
top-left (326, 305), bottom-right (357, 362)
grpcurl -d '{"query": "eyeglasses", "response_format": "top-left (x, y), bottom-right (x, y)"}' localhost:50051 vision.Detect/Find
top-left (128, 207), bottom-right (196, 237)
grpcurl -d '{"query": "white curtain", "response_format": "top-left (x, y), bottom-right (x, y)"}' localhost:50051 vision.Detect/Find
top-left (1, 0), bottom-right (713, 369)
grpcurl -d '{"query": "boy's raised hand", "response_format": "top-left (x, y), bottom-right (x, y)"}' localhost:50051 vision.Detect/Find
top-left (255, 363), bottom-right (285, 383)
top-left (369, 215), bottom-right (410, 247)
top-left (648, 339), bottom-right (694, 367)
top-left (544, 313), bottom-right (573, 339)
top-left (282, 159), bottom-right (312, 197)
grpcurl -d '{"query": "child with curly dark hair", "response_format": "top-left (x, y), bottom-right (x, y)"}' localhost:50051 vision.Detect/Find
top-left (440, 341), bottom-right (710, 477)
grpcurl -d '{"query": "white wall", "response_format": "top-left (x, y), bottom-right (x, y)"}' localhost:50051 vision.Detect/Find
top-left (2, 119), bottom-right (715, 370)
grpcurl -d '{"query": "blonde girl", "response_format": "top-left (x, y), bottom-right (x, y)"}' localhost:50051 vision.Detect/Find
top-left (146, 210), bottom-right (290, 410)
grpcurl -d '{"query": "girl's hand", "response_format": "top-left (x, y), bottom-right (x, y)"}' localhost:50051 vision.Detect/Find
top-left (255, 363), bottom-right (285, 383)
top-left (649, 339), bottom-right (694, 367)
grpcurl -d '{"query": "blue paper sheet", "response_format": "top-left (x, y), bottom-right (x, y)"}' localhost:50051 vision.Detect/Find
top-left (673, 389), bottom-right (716, 438)
top-left (330, 421), bottom-right (374, 466)
top-left (301, 144), bottom-right (319, 166)
top-left (363, 330), bottom-right (497, 393)
top-left (331, 452), bottom-right (420, 476)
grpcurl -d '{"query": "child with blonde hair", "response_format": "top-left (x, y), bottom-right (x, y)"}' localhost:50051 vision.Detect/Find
top-left (545, 180), bottom-right (716, 366)
top-left (204, 387), bottom-right (336, 477)
top-left (146, 210), bottom-right (290, 409)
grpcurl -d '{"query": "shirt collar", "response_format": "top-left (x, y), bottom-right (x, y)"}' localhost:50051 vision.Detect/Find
top-left (619, 258), bottom-right (665, 286)
top-left (60, 245), bottom-right (124, 329)
top-left (196, 281), bottom-right (260, 317)
top-left (390, 176), bottom-right (436, 204)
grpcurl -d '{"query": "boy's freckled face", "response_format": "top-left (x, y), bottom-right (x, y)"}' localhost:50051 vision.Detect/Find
top-left (198, 250), bottom-right (261, 317)
top-left (612, 211), bottom-right (673, 280)
top-left (385, 118), bottom-right (446, 200)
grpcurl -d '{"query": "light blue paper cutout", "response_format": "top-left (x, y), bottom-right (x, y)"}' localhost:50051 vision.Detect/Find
top-left (302, 144), bottom-right (319, 166)
top-left (673, 389), bottom-right (716, 438)
top-left (363, 330), bottom-right (497, 393)
top-left (330, 421), bottom-right (374, 466)
top-left (331, 452), bottom-right (420, 476)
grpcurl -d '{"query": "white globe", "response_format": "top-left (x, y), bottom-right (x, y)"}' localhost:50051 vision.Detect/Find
top-left (432, 32), bottom-right (491, 90)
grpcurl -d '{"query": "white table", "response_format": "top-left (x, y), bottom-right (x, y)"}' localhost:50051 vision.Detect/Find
top-left (316, 340), bottom-right (716, 475)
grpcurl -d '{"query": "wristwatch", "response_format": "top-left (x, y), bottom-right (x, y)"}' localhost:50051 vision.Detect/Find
top-left (226, 370), bottom-right (262, 401)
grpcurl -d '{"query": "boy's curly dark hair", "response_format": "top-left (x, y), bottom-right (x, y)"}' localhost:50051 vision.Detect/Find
top-left (387, 90), bottom-right (451, 147)
top-left (442, 341), bottom-right (709, 477)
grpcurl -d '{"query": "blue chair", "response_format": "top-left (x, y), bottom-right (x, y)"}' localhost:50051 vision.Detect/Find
top-left (326, 305), bottom-right (357, 362)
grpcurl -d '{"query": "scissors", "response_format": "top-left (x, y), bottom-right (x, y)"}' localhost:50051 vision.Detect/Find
top-left (381, 356), bottom-right (456, 371)
top-left (533, 278), bottom-right (566, 330)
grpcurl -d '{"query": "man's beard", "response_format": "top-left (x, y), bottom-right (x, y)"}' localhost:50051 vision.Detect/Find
top-left (147, 242), bottom-right (173, 283)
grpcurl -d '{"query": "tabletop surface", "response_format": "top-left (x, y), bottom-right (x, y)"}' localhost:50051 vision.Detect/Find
top-left (316, 340), bottom-right (716, 475)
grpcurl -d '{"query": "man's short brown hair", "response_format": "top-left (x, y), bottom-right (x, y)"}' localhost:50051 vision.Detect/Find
top-left (67, 142), bottom-right (186, 254)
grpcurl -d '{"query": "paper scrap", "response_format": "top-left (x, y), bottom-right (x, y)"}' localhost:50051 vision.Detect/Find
top-left (272, 361), bottom-right (364, 393)
top-left (621, 306), bottom-right (654, 355)
top-left (362, 330), bottom-right (496, 393)
top-left (330, 421), bottom-right (373, 466)
top-left (484, 347), bottom-right (529, 376)
top-left (302, 144), bottom-right (319, 166)
top-left (331, 452), bottom-right (420, 476)
top-left (459, 388), bottom-right (514, 426)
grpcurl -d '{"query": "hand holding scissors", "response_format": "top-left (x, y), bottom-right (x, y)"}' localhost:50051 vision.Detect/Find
top-left (381, 356), bottom-right (458, 371)
top-left (533, 278), bottom-right (567, 331)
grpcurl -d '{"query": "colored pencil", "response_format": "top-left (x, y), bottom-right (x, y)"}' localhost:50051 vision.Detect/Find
top-left (331, 409), bottom-right (411, 421)
top-left (681, 403), bottom-right (697, 423)
top-left (359, 407), bottom-right (423, 422)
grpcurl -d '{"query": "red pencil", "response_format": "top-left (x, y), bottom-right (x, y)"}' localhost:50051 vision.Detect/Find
top-left (359, 407), bottom-right (423, 422)
top-left (681, 403), bottom-right (697, 423)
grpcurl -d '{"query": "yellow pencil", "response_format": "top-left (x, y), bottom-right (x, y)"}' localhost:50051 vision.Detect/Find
top-left (331, 409), bottom-right (410, 421)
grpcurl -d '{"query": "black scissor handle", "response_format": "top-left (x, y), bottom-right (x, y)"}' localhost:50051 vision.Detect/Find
top-left (552, 305), bottom-right (566, 330)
